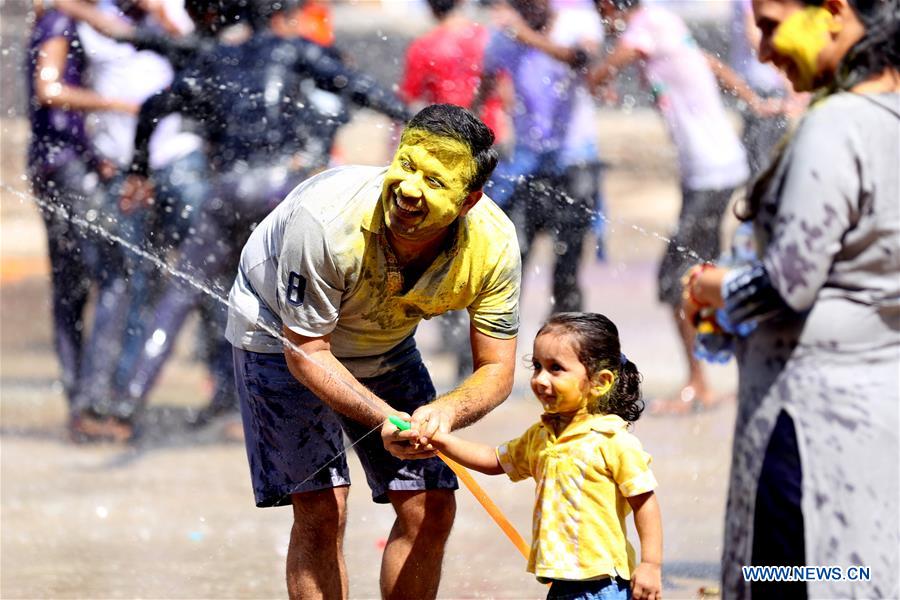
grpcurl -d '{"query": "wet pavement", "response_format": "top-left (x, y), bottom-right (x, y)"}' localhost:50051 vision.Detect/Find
top-left (1, 108), bottom-right (739, 598)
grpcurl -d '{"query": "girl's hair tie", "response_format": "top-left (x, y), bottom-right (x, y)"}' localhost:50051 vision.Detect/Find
top-left (620, 353), bottom-right (628, 366)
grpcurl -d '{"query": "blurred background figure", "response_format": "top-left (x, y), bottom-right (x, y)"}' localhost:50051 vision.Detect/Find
top-left (397, 0), bottom-right (510, 382)
top-left (64, 0), bottom-right (212, 440)
top-left (588, 0), bottom-right (763, 414)
top-left (276, 0), bottom-right (333, 47)
top-left (479, 0), bottom-right (604, 318)
top-left (729, 0), bottom-right (796, 178)
top-left (399, 0), bottom-right (508, 142)
top-left (27, 0), bottom-right (140, 442)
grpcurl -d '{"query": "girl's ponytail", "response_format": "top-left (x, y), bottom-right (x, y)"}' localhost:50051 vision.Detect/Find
top-left (606, 356), bottom-right (644, 423)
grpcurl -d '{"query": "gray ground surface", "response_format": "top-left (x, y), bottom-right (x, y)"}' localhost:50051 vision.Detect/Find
top-left (2, 106), bottom-right (739, 598)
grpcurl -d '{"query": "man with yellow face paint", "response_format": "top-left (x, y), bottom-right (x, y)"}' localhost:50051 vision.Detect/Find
top-left (225, 104), bottom-right (520, 600)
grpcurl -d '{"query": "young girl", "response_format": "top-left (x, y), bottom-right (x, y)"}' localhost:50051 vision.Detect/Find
top-left (404, 312), bottom-right (663, 600)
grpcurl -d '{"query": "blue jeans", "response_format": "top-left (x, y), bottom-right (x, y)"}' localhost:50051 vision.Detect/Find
top-left (113, 149), bottom-right (209, 394)
top-left (486, 147), bottom-right (603, 312)
top-left (547, 577), bottom-right (631, 600)
top-left (32, 160), bottom-right (129, 413)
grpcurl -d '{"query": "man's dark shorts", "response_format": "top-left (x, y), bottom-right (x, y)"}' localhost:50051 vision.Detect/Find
top-left (233, 347), bottom-right (459, 507)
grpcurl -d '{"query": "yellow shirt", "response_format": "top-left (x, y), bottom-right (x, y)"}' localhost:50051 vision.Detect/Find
top-left (496, 413), bottom-right (657, 582)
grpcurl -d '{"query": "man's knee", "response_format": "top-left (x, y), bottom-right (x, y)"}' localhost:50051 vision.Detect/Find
top-left (291, 487), bottom-right (349, 535)
top-left (392, 490), bottom-right (456, 540)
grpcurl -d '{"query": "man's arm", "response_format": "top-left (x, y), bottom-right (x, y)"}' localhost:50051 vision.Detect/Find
top-left (293, 39), bottom-right (410, 122)
top-left (406, 330), bottom-right (516, 449)
top-left (492, 5), bottom-right (592, 68)
top-left (587, 42), bottom-right (642, 90)
top-left (704, 51), bottom-right (778, 116)
top-left (282, 328), bottom-right (405, 430)
top-left (121, 80), bottom-right (200, 211)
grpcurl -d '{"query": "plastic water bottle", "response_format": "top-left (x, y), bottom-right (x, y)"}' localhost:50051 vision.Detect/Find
top-left (693, 308), bottom-right (735, 364)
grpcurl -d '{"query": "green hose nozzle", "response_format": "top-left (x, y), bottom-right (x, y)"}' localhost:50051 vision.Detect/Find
top-left (388, 415), bottom-right (411, 431)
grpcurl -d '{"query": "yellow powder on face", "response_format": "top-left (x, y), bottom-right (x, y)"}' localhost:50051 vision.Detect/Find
top-left (398, 128), bottom-right (477, 187)
top-left (772, 6), bottom-right (834, 90)
top-left (539, 375), bottom-right (588, 414)
top-left (382, 133), bottom-right (479, 238)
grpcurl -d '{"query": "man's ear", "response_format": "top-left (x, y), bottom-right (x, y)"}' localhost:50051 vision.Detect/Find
top-left (458, 190), bottom-right (483, 217)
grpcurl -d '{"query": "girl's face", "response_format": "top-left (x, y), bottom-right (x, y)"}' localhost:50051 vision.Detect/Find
top-left (752, 0), bottom-right (865, 91)
top-left (530, 332), bottom-right (592, 415)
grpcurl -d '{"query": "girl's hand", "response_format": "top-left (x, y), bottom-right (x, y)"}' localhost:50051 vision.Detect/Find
top-left (631, 561), bottom-right (662, 600)
top-left (381, 413), bottom-right (437, 460)
top-left (409, 403), bottom-right (455, 448)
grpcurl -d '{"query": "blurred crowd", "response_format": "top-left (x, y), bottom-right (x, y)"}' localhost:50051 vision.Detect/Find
top-left (25, 0), bottom-right (800, 443)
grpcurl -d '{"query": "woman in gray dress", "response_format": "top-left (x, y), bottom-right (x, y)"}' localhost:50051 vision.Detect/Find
top-left (682, 0), bottom-right (899, 597)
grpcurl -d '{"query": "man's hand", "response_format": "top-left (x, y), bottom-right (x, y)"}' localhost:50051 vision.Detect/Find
top-left (631, 561), bottom-right (662, 600)
top-left (409, 403), bottom-right (456, 448)
top-left (381, 412), bottom-right (438, 460)
top-left (119, 174), bottom-right (154, 214)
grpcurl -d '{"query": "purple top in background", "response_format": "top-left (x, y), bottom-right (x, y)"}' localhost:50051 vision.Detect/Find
top-left (482, 11), bottom-right (601, 167)
top-left (27, 10), bottom-right (95, 175)
top-left (483, 31), bottom-right (577, 155)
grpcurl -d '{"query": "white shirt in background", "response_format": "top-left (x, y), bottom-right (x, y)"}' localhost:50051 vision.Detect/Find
top-left (621, 5), bottom-right (748, 191)
top-left (80, 0), bottom-right (201, 170)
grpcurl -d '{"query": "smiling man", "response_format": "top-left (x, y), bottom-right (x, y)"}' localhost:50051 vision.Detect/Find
top-left (225, 104), bottom-right (520, 600)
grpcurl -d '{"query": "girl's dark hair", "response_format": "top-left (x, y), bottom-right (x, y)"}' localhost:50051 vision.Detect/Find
top-left (737, 0), bottom-right (899, 221)
top-left (401, 104), bottom-right (499, 191)
top-left (538, 312), bottom-right (644, 422)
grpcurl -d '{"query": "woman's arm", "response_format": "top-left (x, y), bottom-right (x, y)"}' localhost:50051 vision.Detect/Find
top-left (34, 36), bottom-right (138, 114)
top-left (627, 491), bottom-right (663, 600)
